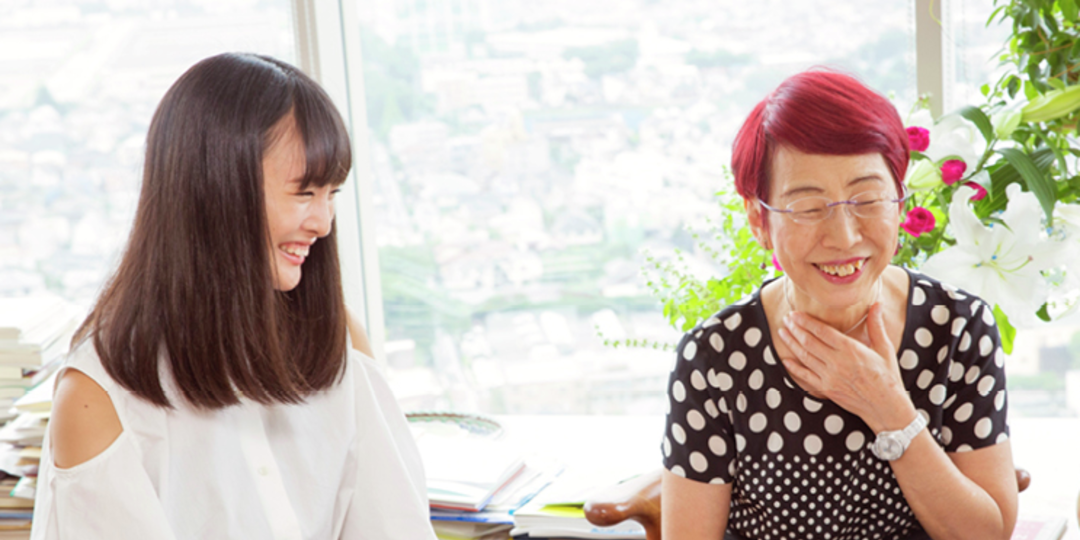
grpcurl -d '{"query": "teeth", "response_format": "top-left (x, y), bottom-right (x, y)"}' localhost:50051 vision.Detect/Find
top-left (818, 259), bottom-right (864, 277)
top-left (281, 244), bottom-right (309, 257)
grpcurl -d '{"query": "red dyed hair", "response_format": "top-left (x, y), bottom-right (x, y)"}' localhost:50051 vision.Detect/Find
top-left (731, 69), bottom-right (909, 204)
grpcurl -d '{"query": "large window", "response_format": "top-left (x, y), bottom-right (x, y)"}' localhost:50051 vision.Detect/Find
top-left (356, 0), bottom-right (918, 413)
top-left (0, 0), bottom-right (295, 308)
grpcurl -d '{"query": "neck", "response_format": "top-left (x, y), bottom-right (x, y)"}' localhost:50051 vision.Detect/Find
top-left (782, 276), bottom-right (882, 335)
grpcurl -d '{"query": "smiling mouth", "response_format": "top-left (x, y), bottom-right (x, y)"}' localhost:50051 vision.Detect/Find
top-left (814, 258), bottom-right (865, 277)
top-left (280, 244), bottom-right (310, 258)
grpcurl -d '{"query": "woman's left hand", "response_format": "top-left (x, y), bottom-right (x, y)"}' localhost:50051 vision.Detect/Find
top-left (777, 302), bottom-right (916, 433)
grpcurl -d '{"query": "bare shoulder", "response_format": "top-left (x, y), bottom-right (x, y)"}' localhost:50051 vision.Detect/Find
top-left (345, 308), bottom-right (374, 357)
top-left (50, 368), bottom-right (123, 469)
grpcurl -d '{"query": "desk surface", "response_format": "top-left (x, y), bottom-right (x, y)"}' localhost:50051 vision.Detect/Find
top-left (497, 415), bottom-right (1080, 538)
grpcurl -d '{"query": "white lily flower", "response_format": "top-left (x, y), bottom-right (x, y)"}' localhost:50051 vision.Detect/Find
top-left (920, 184), bottom-right (1064, 327)
top-left (905, 109), bottom-right (986, 168)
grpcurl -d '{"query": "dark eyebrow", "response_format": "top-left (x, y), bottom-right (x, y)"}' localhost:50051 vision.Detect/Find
top-left (779, 175), bottom-right (887, 199)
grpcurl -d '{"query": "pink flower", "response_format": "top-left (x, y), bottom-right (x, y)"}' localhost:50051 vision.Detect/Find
top-left (907, 127), bottom-right (930, 152)
top-left (941, 160), bottom-right (967, 185)
top-left (900, 207), bottom-right (936, 237)
top-left (772, 253), bottom-right (783, 272)
top-left (964, 182), bottom-right (988, 201)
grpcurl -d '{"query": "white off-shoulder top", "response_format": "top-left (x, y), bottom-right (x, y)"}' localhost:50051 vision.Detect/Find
top-left (30, 341), bottom-right (437, 540)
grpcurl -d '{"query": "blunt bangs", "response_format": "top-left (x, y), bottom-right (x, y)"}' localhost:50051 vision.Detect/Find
top-left (293, 83), bottom-right (352, 190)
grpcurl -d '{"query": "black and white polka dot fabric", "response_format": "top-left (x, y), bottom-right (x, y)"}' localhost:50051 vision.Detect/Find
top-left (662, 269), bottom-right (1009, 540)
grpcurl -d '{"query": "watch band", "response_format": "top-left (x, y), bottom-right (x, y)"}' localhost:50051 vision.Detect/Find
top-left (898, 412), bottom-right (928, 442)
top-left (871, 413), bottom-right (928, 461)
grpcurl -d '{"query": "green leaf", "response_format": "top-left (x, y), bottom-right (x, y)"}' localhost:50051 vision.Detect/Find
top-left (1024, 79), bottom-right (1040, 100)
top-left (980, 83), bottom-right (991, 97)
top-left (993, 305), bottom-right (1017, 355)
top-left (957, 105), bottom-right (995, 143)
top-left (1036, 302), bottom-right (1051, 322)
top-left (998, 147), bottom-right (1056, 220)
top-left (1048, 77), bottom-right (1067, 90)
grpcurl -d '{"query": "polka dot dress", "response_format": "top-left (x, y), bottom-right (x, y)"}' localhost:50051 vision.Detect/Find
top-left (662, 269), bottom-right (1009, 540)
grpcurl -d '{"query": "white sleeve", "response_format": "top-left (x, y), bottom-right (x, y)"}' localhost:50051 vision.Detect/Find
top-left (31, 428), bottom-right (178, 540)
top-left (339, 352), bottom-right (436, 540)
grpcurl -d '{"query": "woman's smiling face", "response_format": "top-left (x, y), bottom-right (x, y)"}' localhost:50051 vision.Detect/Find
top-left (748, 145), bottom-right (902, 310)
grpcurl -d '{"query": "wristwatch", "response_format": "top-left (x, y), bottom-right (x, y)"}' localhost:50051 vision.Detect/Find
top-left (870, 413), bottom-right (927, 461)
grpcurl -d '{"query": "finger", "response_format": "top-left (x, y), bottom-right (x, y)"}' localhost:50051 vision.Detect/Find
top-left (778, 325), bottom-right (827, 372)
top-left (866, 303), bottom-right (894, 360)
top-left (785, 311), bottom-right (846, 350)
top-left (780, 355), bottom-right (824, 391)
top-left (781, 316), bottom-right (834, 368)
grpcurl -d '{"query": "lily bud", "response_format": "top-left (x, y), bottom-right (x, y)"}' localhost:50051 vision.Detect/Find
top-left (1021, 85), bottom-right (1080, 124)
top-left (905, 159), bottom-right (942, 191)
top-left (991, 104), bottom-right (1023, 139)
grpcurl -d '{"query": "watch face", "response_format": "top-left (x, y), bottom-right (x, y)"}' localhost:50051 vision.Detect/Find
top-left (872, 435), bottom-right (904, 461)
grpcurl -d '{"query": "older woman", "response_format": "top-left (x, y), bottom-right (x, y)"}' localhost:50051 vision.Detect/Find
top-left (661, 70), bottom-right (1017, 540)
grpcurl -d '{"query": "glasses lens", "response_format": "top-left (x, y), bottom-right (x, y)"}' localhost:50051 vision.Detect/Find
top-left (850, 192), bottom-right (892, 218)
top-left (787, 198), bottom-right (830, 223)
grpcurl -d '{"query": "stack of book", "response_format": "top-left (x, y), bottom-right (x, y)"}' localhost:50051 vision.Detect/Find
top-left (508, 470), bottom-right (646, 540)
top-left (409, 413), bottom-right (560, 540)
top-left (0, 295), bottom-right (80, 538)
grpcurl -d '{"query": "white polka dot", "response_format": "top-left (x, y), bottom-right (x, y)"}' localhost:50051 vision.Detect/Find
top-left (914, 328), bottom-right (933, 348)
top-left (690, 369), bottom-right (707, 390)
top-left (736, 393), bottom-right (748, 412)
top-left (706, 369), bottom-right (718, 388)
top-left (716, 372), bottom-right (734, 391)
top-left (899, 349), bottom-right (919, 370)
top-left (672, 423), bottom-right (687, 444)
top-left (983, 307), bottom-right (996, 326)
top-left (804, 435), bottom-right (823, 455)
top-left (955, 444), bottom-right (973, 453)
top-left (948, 361), bottom-right (964, 382)
top-left (728, 461), bottom-right (737, 477)
top-left (940, 426), bottom-right (953, 445)
top-left (996, 432), bottom-right (1009, 444)
top-left (803, 397), bottom-right (822, 413)
top-left (929, 384), bottom-right (947, 405)
top-left (994, 390), bottom-right (1006, 411)
top-left (729, 351), bottom-right (747, 370)
top-left (995, 347), bottom-right (1005, 368)
top-left (672, 380), bottom-right (686, 402)
top-left (736, 434), bottom-right (747, 452)
top-left (958, 332), bottom-right (972, 352)
top-left (943, 393), bottom-right (957, 410)
top-left (704, 399), bottom-right (719, 418)
top-left (671, 465), bottom-right (686, 477)
top-left (785, 411), bottom-right (802, 432)
top-left (953, 402), bottom-right (974, 423)
top-left (682, 340), bottom-right (698, 360)
top-left (937, 345), bottom-right (949, 363)
top-left (749, 369), bottom-right (764, 390)
top-left (750, 412), bottom-right (768, 432)
top-left (768, 432), bottom-right (784, 452)
top-left (930, 305), bottom-right (949, 325)
top-left (974, 417), bottom-right (993, 439)
top-left (745, 327), bottom-right (762, 347)
top-left (764, 347), bottom-right (777, 365)
top-left (951, 317), bottom-right (967, 337)
top-left (702, 316), bottom-right (720, 328)
top-left (965, 365), bottom-right (981, 384)
top-left (724, 312), bottom-right (742, 331)
top-left (690, 451), bottom-right (709, 472)
top-left (846, 431), bottom-right (865, 452)
top-left (912, 287), bottom-right (926, 306)
top-left (766, 388), bottom-right (782, 409)
top-left (977, 375), bottom-right (996, 396)
top-left (663, 436), bottom-right (672, 457)
top-left (718, 397), bottom-right (729, 414)
top-left (709, 435), bottom-right (727, 456)
top-left (916, 369), bottom-right (934, 389)
top-left (824, 415), bottom-right (844, 435)
top-left (687, 409), bottom-right (706, 431)
top-left (979, 335), bottom-right (993, 357)
top-left (709, 333), bottom-right (724, 353)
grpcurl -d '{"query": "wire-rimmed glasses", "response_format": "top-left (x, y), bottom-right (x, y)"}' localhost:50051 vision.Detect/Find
top-left (758, 190), bottom-right (911, 225)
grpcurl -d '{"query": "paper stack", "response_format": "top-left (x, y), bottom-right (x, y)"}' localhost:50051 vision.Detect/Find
top-left (0, 295), bottom-right (81, 538)
top-left (509, 470), bottom-right (647, 539)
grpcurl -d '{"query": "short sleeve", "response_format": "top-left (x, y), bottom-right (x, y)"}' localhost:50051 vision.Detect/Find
top-left (662, 327), bottom-right (736, 484)
top-left (339, 351), bottom-right (438, 540)
top-left (941, 301), bottom-right (1009, 453)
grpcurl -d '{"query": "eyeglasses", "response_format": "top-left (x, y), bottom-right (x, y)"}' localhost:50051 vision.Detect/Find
top-left (758, 190), bottom-right (910, 225)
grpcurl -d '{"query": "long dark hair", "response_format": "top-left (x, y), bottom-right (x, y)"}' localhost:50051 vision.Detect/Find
top-left (74, 53), bottom-right (351, 409)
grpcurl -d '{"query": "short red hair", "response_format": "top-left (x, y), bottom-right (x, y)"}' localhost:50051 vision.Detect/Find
top-left (731, 69), bottom-right (909, 204)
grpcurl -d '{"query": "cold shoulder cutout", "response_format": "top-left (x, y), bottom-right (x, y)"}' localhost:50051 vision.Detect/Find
top-left (49, 368), bottom-right (123, 468)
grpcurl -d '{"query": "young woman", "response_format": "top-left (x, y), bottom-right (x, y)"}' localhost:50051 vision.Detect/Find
top-left (661, 70), bottom-right (1018, 540)
top-left (32, 53), bottom-right (436, 539)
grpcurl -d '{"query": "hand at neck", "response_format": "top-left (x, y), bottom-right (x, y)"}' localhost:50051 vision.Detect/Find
top-left (782, 276), bottom-right (882, 336)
